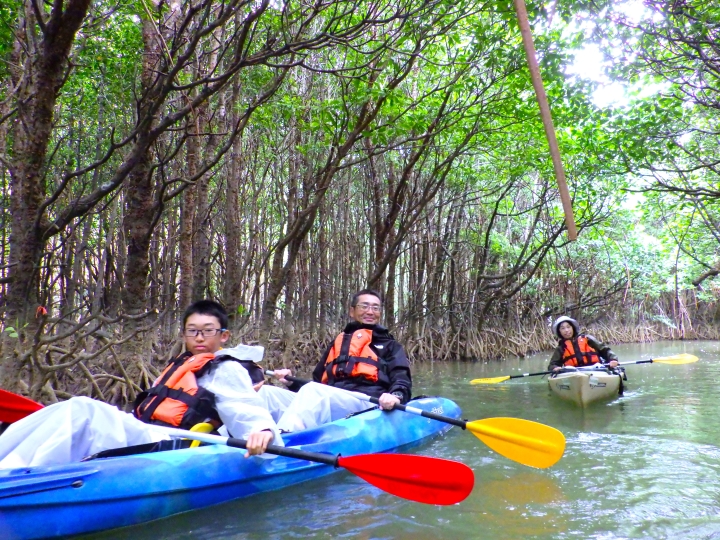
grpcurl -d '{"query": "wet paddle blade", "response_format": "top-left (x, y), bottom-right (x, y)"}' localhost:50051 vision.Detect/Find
top-left (0, 389), bottom-right (43, 423)
top-left (652, 354), bottom-right (699, 365)
top-left (338, 453), bottom-right (474, 505)
top-left (467, 417), bottom-right (565, 469)
top-left (470, 376), bottom-right (511, 385)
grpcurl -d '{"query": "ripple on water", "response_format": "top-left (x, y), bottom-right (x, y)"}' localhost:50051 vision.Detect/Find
top-left (548, 433), bottom-right (720, 539)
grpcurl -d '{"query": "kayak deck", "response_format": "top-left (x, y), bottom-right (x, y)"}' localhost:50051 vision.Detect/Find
top-left (548, 369), bottom-right (622, 407)
top-left (0, 396), bottom-right (460, 540)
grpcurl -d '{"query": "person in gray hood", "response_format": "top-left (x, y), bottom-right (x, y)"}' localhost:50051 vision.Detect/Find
top-left (548, 316), bottom-right (619, 371)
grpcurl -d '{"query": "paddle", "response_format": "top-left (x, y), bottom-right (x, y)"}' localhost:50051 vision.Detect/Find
top-left (470, 353), bottom-right (700, 385)
top-left (0, 389), bottom-right (474, 505)
top-left (612, 353), bottom-right (699, 367)
top-left (151, 424), bottom-right (474, 505)
top-left (265, 371), bottom-right (565, 469)
top-left (0, 388), bottom-right (44, 423)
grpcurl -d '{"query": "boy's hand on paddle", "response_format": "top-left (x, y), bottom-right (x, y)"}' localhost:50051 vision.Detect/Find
top-left (608, 360), bottom-right (618, 368)
top-left (378, 393), bottom-right (401, 410)
top-left (245, 430), bottom-right (274, 457)
top-left (271, 368), bottom-right (293, 386)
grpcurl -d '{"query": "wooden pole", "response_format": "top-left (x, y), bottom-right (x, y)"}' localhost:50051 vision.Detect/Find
top-left (513, 0), bottom-right (578, 240)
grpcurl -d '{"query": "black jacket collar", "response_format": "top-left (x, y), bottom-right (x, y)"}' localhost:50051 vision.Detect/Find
top-left (343, 320), bottom-right (389, 334)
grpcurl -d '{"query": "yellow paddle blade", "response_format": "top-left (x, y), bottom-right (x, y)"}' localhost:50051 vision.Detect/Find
top-left (653, 353), bottom-right (699, 365)
top-left (467, 417), bottom-right (565, 469)
top-left (187, 422), bottom-right (215, 448)
top-left (470, 376), bottom-right (512, 385)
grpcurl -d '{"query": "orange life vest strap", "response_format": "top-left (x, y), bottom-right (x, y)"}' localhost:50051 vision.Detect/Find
top-left (322, 329), bottom-right (387, 385)
top-left (562, 336), bottom-right (601, 367)
top-left (136, 352), bottom-right (216, 425)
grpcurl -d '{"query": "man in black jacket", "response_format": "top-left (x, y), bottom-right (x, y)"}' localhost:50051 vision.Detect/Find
top-left (274, 289), bottom-right (412, 432)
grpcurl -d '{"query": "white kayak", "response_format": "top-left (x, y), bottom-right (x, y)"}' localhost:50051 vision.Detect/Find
top-left (548, 369), bottom-right (622, 407)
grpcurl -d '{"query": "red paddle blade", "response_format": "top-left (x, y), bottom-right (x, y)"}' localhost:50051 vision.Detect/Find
top-left (338, 453), bottom-right (474, 505)
top-left (0, 389), bottom-right (43, 423)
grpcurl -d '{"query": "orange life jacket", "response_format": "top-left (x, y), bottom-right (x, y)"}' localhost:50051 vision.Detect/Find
top-left (134, 352), bottom-right (219, 429)
top-left (561, 336), bottom-right (601, 367)
top-left (322, 329), bottom-right (386, 385)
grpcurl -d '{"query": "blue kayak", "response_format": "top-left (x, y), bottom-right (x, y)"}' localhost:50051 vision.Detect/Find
top-left (0, 396), bottom-right (460, 539)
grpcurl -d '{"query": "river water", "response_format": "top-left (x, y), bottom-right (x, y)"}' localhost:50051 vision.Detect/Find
top-left (91, 340), bottom-right (720, 540)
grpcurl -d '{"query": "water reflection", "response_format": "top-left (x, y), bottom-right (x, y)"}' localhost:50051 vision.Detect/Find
top-left (465, 471), bottom-right (568, 538)
top-left (546, 397), bottom-right (627, 433)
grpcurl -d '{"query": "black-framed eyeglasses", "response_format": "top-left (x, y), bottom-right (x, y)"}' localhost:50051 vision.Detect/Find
top-left (355, 302), bottom-right (382, 312)
top-left (183, 328), bottom-right (226, 337)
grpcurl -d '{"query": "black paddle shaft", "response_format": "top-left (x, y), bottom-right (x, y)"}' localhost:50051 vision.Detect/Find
top-left (276, 372), bottom-right (468, 430)
top-left (519, 363), bottom-right (627, 379)
top-left (224, 437), bottom-right (339, 466)
top-left (509, 370), bottom-right (554, 379)
top-left (367, 397), bottom-right (467, 430)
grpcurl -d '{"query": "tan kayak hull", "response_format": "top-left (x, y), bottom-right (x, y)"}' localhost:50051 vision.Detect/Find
top-left (548, 370), bottom-right (621, 407)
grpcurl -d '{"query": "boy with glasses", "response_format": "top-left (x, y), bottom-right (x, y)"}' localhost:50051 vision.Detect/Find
top-left (0, 300), bottom-right (280, 468)
top-left (134, 300), bottom-right (280, 454)
top-left (272, 289), bottom-right (412, 432)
